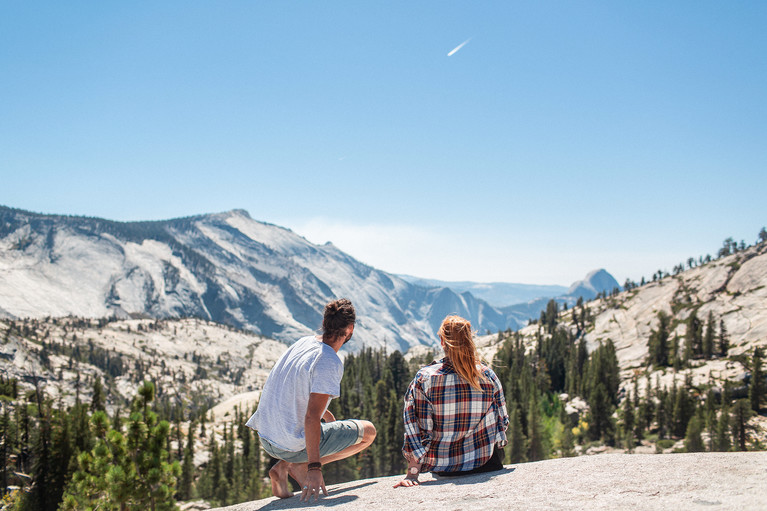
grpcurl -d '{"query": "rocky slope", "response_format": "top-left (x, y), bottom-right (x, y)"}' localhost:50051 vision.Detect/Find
top-left (0, 316), bottom-right (286, 410)
top-left (478, 241), bottom-right (767, 394)
top-left (209, 452), bottom-right (767, 511)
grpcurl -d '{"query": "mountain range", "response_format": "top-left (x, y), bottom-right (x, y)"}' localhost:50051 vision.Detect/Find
top-left (397, 276), bottom-right (568, 307)
top-left (0, 206), bottom-right (617, 351)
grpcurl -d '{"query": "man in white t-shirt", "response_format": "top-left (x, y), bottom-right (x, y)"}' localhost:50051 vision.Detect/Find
top-left (246, 298), bottom-right (376, 501)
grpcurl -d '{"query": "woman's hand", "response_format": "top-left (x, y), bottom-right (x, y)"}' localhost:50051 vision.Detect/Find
top-left (393, 474), bottom-right (419, 488)
top-left (394, 459), bottom-right (422, 488)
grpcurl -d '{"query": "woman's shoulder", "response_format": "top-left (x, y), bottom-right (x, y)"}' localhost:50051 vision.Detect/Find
top-left (479, 363), bottom-right (501, 381)
top-left (414, 358), bottom-right (450, 379)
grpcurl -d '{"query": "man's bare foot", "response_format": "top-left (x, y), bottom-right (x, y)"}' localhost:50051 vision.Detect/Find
top-left (288, 462), bottom-right (309, 488)
top-left (269, 461), bottom-right (293, 499)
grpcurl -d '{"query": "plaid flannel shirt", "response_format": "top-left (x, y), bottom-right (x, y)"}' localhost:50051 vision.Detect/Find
top-left (402, 357), bottom-right (509, 473)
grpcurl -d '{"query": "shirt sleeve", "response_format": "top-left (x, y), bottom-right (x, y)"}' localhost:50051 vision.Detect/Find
top-left (402, 372), bottom-right (433, 463)
top-left (487, 367), bottom-right (509, 446)
top-left (310, 349), bottom-right (343, 397)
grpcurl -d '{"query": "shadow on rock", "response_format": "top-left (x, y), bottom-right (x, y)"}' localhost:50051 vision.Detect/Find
top-left (254, 493), bottom-right (361, 510)
top-left (326, 481), bottom-right (377, 495)
top-left (426, 467), bottom-right (516, 486)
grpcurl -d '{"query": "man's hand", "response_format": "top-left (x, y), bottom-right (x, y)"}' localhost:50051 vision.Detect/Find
top-left (392, 474), bottom-right (419, 488)
top-left (301, 469), bottom-right (327, 502)
top-left (322, 409), bottom-right (336, 422)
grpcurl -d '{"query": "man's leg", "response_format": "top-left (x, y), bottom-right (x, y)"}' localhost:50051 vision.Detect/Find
top-left (319, 420), bottom-right (376, 464)
top-left (270, 421), bottom-right (377, 498)
top-left (287, 421), bottom-right (376, 487)
top-left (268, 460), bottom-right (294, 499)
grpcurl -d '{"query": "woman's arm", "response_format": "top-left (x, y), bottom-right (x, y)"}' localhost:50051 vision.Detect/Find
top-left (395, 375), bottom-right (429, 489)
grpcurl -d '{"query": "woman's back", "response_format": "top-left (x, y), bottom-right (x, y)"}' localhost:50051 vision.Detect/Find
top-left (403, 356), bottom-right (508, 472)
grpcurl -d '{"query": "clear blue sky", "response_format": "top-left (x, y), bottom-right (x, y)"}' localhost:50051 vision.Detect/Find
top-left (2, 2), bottom-right (765, 285)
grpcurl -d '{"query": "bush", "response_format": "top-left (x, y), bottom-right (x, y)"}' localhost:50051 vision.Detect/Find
top-left (656, 439), bottom-right (676, 450)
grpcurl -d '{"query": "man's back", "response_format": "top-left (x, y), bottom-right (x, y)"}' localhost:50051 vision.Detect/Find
top-left (247, 335), bottom-right (343, 451)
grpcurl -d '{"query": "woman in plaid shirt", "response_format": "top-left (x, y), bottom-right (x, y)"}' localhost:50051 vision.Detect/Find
top-left (394, 315), bottom-right (509, 488)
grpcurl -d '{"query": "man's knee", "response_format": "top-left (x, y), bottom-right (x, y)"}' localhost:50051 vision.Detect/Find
top-left (359, 420), bottom-right (376, 444)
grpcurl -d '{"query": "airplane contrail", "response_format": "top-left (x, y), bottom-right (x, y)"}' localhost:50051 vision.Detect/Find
top-left (447, 38), bottom-right (471, 57)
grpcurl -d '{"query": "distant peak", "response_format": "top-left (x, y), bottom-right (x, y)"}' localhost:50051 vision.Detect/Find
top-left (585, 268), bottom-right (610, 280)
top-left (227, 209), bottom-right (251, 219)
top-left (567, 269), bottom-right (619, 298)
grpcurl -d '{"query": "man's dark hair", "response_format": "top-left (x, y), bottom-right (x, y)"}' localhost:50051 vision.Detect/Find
top-left (322, 298), bottom-right (356, 341)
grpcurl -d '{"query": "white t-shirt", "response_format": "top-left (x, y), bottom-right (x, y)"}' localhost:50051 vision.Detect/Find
top-left (245, 335), bottom-right (343, 451)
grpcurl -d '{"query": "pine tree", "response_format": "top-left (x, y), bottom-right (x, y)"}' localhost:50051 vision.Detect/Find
top-left (91, 377), bottom-right (106, 413)
top-left (385, 390), bottom-right (405, 475)
top-left (704, 389), bottom-right (717, 452)
top-left (225, 424), bottom-right (235, 483)
top-left (702, 312), bottom-right (715, 360)
top-left (620, 394), bottom-right (635, 451)
top-left (587, 383), bottom-right (613, 442)
top-left (671, 376), bottom-right (696, 438)
top-left (647, 311), bottom-right (670, 367)
top-left (749, 347), bottom-right (764, 412)
top-left (371, 379), bottom-right (388, 472)
top-left (759, 227), bottom-right (767, 245)
top-left (60, 381), bottom-right (181, 511)
top-left (559, 420), bottom-right (575, 458)
top-left (526, 395), bottom-right (544, 462)
top-left (690, 312), bottom-right (701, 357)
top-left (671, 335), bottom-right (681, 371)
top-left (507, 405), bottom-right (526, 464)
top-left (179, 421), bottom-right (195, 500)
top-left (730, 399), bottom-right (754, 451)
top-left (214, 440), bottom-right (230, 505)
top-left (0, 405), bottom-right (9, 495)
top-left (718, 320), bottom-right (729, 357)
top-left (28, 389), bottom-right (57, 511)
top-left (174, 418), bottom-right (183, 463)
top-left (656, 385), bottom-right (671, 439)
top-left (714, 402), bottom-right (732, 452)
top-left (684, 413), bottom-right (705, 453)
top-left (543, 299), bottom-right (559, 334)
top-left (48, 405), bottom-right (76, 509)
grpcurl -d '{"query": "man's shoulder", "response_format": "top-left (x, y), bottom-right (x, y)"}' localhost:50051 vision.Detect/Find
top-left (288, 335), bottom-right (322, 355)
top-left (295, 334), bottom-right (319, 346)
top-left (313, 340), bottom-right (342, 371)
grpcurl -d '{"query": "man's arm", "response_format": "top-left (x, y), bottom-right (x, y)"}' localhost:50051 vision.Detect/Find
top-left (302, 392), bottom-right (330, 501)
top-left (305, 392), bottom-right (331, 464)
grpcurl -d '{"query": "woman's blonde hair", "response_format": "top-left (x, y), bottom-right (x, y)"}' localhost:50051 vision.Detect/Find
top-left (438, 315), bottom-right (487, 391)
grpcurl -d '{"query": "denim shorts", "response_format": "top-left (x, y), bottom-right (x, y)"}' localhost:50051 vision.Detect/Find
top-left (259, 419), bottom-right (364, 463)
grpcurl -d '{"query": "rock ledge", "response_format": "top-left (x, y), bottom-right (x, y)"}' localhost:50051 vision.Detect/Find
top-left (213, 452), bottom-right (767, 511)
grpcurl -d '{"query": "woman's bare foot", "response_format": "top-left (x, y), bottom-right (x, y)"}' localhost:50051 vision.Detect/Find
top-left (269, 461), bottom-right (294, 499)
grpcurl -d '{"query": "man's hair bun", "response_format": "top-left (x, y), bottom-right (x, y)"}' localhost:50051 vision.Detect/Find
top-left (322, 298), bottom-right (356, 340)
